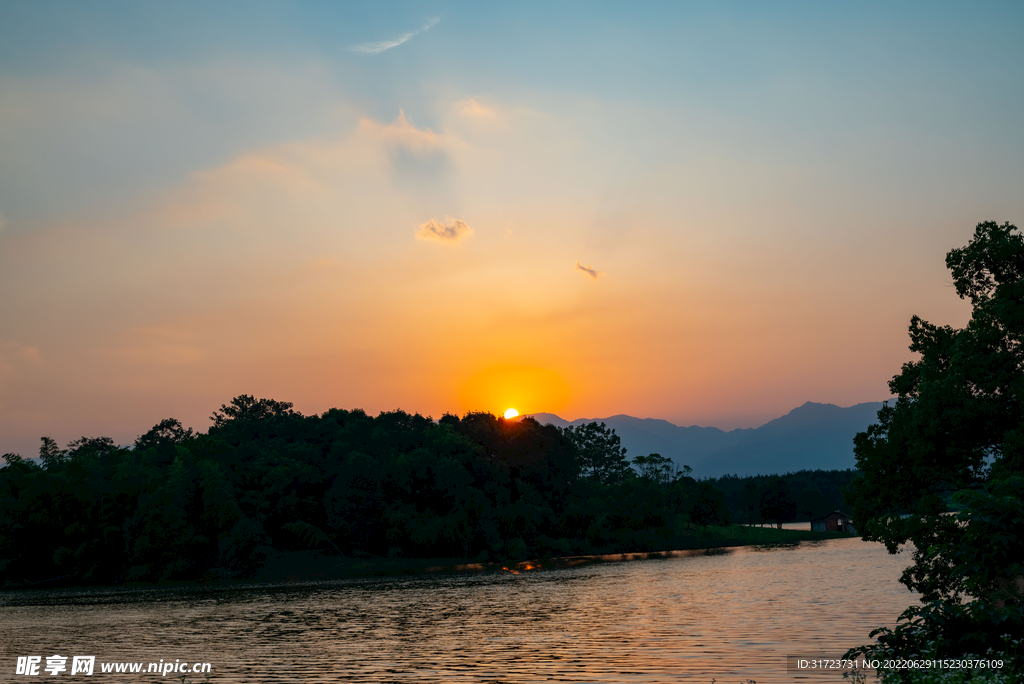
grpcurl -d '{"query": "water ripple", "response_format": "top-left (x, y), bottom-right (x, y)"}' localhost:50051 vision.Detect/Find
top-left (0, 538), bottom-right (915, 683)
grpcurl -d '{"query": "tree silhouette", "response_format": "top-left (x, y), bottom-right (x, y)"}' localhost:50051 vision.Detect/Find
top-left (758, 477), bottom-right (796, 529)
top-left (689, 482), bottom-right (728, 530)
top-left (562, 421), bottom-right (630, 484)
top-left (847, 221), bottom-right (1024, 665)
top-left (796, 487), bottom-right (828, 523)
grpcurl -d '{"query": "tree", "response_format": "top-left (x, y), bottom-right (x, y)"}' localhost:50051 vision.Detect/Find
top-left (689, 482), bottom-right (728, 531)
top-left (846, 221), bottom-right (1024, 666)
top-left (324, 451), bottom-right (386, 549)
top-left (135, 418), bottom-right (194, 467)
top-left (632, 453), bottom-right (676, 485)
top-left (561, 422), bottom-right (631, 485)
top-left (739, 480), bottom-right (762, 525)
top-left (759, 477), bottom-right (796, 529)
top-left (796, 486), bottom-right (827, 523)
top-left (210, 395), bottom-right (296, 428)
top-left (135, 418), bottom-right (194, 450)
top-left (38, 436), bottom-right (68, 469)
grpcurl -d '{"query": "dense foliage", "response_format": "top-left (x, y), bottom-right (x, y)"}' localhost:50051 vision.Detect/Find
top-left (845, 222), bottom-right (1024, 676)
top-left (1, 402), bottom-right (739, 585)
top-left (708, 470), bottom-right (857, 527)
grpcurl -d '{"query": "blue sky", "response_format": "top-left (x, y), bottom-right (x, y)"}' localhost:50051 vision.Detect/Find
top-left (4, 1), bottom-right (1020, 224)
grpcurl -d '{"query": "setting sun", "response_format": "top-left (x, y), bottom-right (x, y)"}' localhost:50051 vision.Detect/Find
top-left (504, 408), bottom-right (519, 419)
top-left (458, 365), bottom-right (569, 417)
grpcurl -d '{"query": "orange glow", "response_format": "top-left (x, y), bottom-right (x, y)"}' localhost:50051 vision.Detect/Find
top-left (500, 562), bottom-right (540, 574)
top-left (459, 365), bottom-right (569, 417)
top-left (0, 95), bottom-right (954, 458)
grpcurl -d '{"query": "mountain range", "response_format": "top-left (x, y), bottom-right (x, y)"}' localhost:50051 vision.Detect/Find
top-left (528, 401), bottom-right (886, 478)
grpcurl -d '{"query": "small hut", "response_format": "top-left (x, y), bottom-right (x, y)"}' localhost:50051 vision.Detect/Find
top-left (811, 511), bottom-right (857, 534)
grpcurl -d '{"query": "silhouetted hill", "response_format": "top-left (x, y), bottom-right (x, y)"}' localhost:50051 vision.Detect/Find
top-left (528, 412), bottom-right (750, 471)
top-left (528, 401), bottom-right (886, 477)
top-left (709, 401), bottom-right (885, 475)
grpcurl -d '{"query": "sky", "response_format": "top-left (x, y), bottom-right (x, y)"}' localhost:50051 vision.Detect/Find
top-left (1, 1), bottom-right (1023, 456)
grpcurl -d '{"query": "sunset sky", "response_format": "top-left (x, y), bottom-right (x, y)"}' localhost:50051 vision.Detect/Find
top-left (2, 1), bottom-right (1023, 456)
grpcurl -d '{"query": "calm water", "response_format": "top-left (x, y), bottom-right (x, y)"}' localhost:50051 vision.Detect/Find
top-left (1, 538), bottom-right (916, 683)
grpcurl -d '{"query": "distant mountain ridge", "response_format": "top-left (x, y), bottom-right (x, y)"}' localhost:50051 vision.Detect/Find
top-left (527, 400), bottom-right (886, 477)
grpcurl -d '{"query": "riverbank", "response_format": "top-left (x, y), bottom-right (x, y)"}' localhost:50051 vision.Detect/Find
top-left (2, 526), bottom-right (855, 590)
top-left (253, 526), bottom-right (854, 583)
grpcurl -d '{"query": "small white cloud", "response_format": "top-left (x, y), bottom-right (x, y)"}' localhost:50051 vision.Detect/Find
top-left (416, 217), bottom-right (473, 242)
top-left (350, 18), bottom-right (440, 55)
top-left (575, 261), bottom-right (602, 279)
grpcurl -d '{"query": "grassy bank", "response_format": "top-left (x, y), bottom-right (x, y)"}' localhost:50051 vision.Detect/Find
top-left (252, 526), bottom-right (854, 584)
top-left (2, 526), bottom-right (855, 590)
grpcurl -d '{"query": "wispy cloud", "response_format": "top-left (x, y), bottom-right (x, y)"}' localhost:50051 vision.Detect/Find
top-left (575, 261), bottom-right (602, 279)
top-left (416, 217), bottom-right (473, 242)
top-left (454, 98), bottom-right (497, 119)
top-left (350, 18), bottom-right (440, 55)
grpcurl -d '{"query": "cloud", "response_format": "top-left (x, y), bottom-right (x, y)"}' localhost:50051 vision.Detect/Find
top-left (416, 217), bottom-right (473, 242)
top-left (350, 18), bottom-right (440, 55)
top-left (360, 111), bottom-right (457, 188)
top-left (575, 261), bottom-right (602, 279)
top-left (365, 110), bottom-right (442, 151)
top-left (455, 98), bottom-right (498, 119)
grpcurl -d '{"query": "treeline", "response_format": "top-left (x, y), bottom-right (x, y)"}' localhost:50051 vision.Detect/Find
top-left (1, 396), bottom-right (745, 586)
top-left (707, 470), bottom-right (857, 526)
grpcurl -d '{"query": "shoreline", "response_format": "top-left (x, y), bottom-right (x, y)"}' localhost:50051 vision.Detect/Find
top-left (32, 528), bottom-right (856, 592)
top-left (2, 528), bottom-right (855, 593)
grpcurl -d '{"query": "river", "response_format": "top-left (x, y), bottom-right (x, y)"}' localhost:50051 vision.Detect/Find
top-left (1, 537), bottom-right (915, 682)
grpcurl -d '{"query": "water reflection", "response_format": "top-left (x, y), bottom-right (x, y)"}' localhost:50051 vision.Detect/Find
top-left (1, 538), bottom-right (915, 682)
